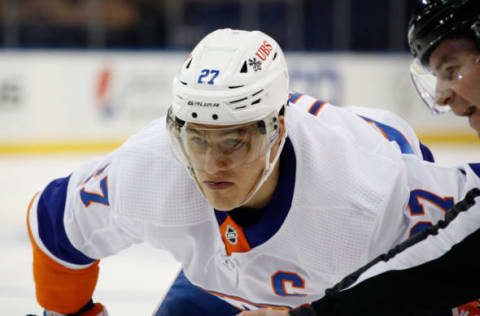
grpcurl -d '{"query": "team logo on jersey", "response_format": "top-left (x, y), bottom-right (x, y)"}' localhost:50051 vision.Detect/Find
top-left (225, 225), bottom-right (238, 245)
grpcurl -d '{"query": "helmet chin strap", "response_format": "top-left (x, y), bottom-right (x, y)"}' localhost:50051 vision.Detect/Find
top-left (238, 130), bottom-right (287, 208)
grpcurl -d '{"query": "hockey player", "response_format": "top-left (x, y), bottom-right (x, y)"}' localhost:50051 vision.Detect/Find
top-left (238, 1), bottom-right (480, 315)
top-left (28, 28), bottom-right (480, 316)
top-left (410, 0), bottom-right (480, 135)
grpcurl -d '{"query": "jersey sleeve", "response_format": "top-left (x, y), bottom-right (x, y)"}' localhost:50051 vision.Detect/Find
top-left (292, 188), bottom-right (480, 316)
top-left (291, 165), bottom-right (480, 316)
top-left (287, 92), bottom-right (434, 162)
top-left (27, 154), bottom-right (140, 313)
top-left (346, 105), bottom-right (434, 162)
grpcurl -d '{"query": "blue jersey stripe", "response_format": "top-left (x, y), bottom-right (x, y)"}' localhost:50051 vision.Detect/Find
top-left (243, 137), bottom-right (296, 248)
top-left (155, 270), bottom-right (241, 315)
top-left (361, 116), bottom-right (414, 155)
top-left (215, 137), bottom-right (297, 248)
top-left (308, 100), bottom-right (326, 116)
top-left (469, 163), bottom-right (480, 178)
top-left (214, 138), bottom-right (296, 250)
top-left (288, 92), bottom-right (303, 104)
top-left (420, 142), bottom-right (435, 163)
top-left (37, 176), bottom-right (95, 265)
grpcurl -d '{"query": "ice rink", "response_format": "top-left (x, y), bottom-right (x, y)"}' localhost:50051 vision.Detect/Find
top-left (1, 145), bottom-right (478, 315)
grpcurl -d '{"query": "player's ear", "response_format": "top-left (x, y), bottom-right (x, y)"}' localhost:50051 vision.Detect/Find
top-left (277, 114), bottom-right (285, 139)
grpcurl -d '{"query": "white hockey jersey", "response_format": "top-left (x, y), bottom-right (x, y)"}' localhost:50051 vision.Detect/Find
top-left (28, 92), bottom-right (480, 311)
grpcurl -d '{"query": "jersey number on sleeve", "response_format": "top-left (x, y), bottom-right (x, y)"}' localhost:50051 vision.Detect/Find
top-left (408, 189), bottom-right (454, 236)
top-left (80, 164), bottom-right (110, 207)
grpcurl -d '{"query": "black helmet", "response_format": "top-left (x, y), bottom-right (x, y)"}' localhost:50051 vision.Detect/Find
top-left (408, 0), bottom-right (480, 66)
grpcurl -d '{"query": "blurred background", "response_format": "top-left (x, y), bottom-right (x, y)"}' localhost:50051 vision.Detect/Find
top-left (0, 0), bottom-right (478, 315)
top-left (0, 0), bottom-right (478, 153)
top-left (0, 0), bottom-right (415, 51)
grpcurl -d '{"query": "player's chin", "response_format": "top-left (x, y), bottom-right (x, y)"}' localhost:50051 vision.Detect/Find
top-left (468, 113), bottom-right (480, 135)
top-left (204, 191), bottom-right (243, 211)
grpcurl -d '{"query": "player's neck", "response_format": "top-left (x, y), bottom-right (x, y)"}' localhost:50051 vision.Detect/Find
top-left (242, 158), bottom-right (281, 210)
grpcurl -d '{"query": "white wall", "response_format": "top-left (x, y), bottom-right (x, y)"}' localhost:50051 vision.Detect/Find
top-left (0, 51), bottom-right (476, 151)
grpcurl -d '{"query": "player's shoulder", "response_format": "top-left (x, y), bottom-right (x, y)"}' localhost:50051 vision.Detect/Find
top-left (346, 106), bottom-right (416, 135)
top-left (287, 91), bottom-right (409, 128)
top-left (105, 118), bottom-right (205, 223)
top-left (120, 118), bottom-right (169, 152)
top-left (287, 91), bottom-right (332, 116)
top-left (287, 91), bottom-right (362, 124)
top-left (110, 118), bottom-right (180, 174)
top-left (95, 117), bottom-right (175, 181)
top-left (287, 91), bottom-right (426, 160)
top-left (71, 118), bottom-right (189, 212)
top-left (286, 91), bottom-right (382, 141)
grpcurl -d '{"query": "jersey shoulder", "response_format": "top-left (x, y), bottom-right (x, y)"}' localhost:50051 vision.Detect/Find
top-left (287, 91), bottom-right (428, 160)
top-left (101, 118), bottom-right (208, 224)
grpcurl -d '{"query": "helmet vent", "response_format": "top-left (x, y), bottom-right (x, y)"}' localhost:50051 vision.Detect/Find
top-left (230, 97), bottom-right (248, 104)
top-left (251, 99), bottom-right (261, 105)
top-left (186, 59), bottom-right (192, 69)
top-left (235, 105), bottom-right (247, 110)
top-left (273, 52), bottom-right (278, 60)
top-left (240, 61), bottom-right (248, 73)
top-left (180, 81), bottom-right (188, 85)
top-left (229, 85), bottom-right (244, 89)
top-left (252, 89), bottom-right (264, 97)
top-left (257, 120), bottom-right (266, 134)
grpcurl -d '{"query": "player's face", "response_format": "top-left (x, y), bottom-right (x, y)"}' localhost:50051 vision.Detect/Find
top-left (185, 122), bottom-right (268, 172)
top-left (194, 117), bottom-right (285, 211)
top-left (429, 38), bottom-right (480, 135)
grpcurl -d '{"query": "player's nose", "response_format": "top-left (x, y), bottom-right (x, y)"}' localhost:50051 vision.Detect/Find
top-left (435, 85), bottom-right (454, 106)
top-left (203, 148), bottom-right (232, 174)
top-left (435, 85), bottom-right (462, 114)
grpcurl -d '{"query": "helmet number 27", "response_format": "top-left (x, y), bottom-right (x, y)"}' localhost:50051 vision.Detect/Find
top-left (198, 69), bottom-right (220, 85)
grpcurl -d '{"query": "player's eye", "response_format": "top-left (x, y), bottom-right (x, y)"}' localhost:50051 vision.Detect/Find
top-left (220, 138), bottom-right (246, 155)
top-left (190, 136), bottom-right (208, 146)
top-left (441, 65), bottom-right (459, 81)
top-left (222, 139), bottom-right (242, 148)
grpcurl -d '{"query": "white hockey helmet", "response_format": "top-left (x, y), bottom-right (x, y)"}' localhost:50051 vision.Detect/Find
top-left (166, 29), bottom-right (289, 207)
top-left (167, 28), bottom-right (289, 171)
top-left (170, 28), bottom-right (289, 125)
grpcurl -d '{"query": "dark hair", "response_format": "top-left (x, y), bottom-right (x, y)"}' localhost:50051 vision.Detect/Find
top-left (443, 28), bottom-right (480, 52)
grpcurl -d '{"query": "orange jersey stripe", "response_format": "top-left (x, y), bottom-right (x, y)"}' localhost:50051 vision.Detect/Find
top-left (27, 193), bottom-right (100, 314)
top-left (219, 216), bottom-right (251, 256)
top-left (364, 120), bottom-right (389, 140)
